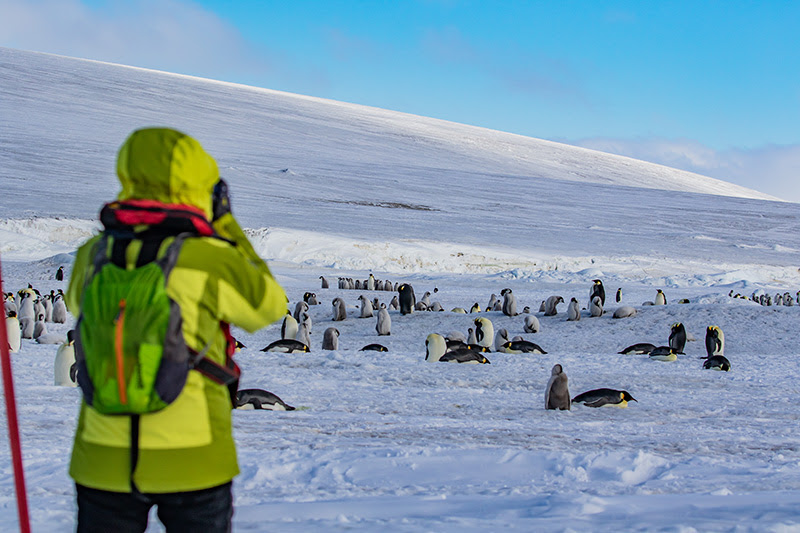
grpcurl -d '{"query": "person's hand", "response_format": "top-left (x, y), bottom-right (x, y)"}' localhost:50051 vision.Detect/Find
top-left (212, 179), bottom-right (231, 221)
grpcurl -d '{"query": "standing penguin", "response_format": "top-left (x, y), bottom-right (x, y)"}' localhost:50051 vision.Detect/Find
top-left (367, 273), bottom-right (376, 291)
top-left (5, 311), bottom-right (21, 353)
top-left (398, 284), bottom-right (416, 315)
top-left (467, 327), bottom-right (478, 345)
top-left (589, 295), bottom-right (603, 317)
top-left (705, 326), bottom-right (725, 357)
top-left (295, 321), bottom-right (311, 347)
top-left (42, 293), bottom-right (53, 322)
top-left (54, 330), bottom-right (77, 387)
top-left (486, 294), bottom-right (499, 312)
top-left (567, 298), bottom-right (581, 321)
top-left (293, 301), bottom-right (309, 323)
top-left (376, 303), bottom-right (391, 336)
top-left (303, 292), bottom-right (319, 305)
top-left (545, 364), bottom-right (570, 410)
top-left (669, 323), bottom-right (687, 354)
top-left (388, 295), bottom-right (399, 311)
top-left (18, 291), bottom-right (34, 321)
top-left (55, 266), bottom-right (64, 281)
top-left (51, 293), bottom-right (67, 323)
top-left (281, 314), bottom-right (299, 340)
top-left (615, 288), bottom-right (622, 303)
top-left (501, 288), bottom-right (518, 317)
top-left (523, 314), bottom-right (540, 333)
top-left (420, 291), bottom-right (432, 308)
top-left (332, 297), bottom-right (347, 321)
top-left (358, 295), bottom-right (374, 318)
top-left (590, 279), bottom-right (605, 307)
top-left (322, 327), bottom-right (339, 350)
top-left (544, 296), bottom-right (564, 316)
top-left (654, 289), bottom-right (667, 306)
top-left (20, 316), bottom-right (34, 339)
top-left (319, 276), bottom-right (329, 289)
top-left (473, 317), bottom-right (494, 351)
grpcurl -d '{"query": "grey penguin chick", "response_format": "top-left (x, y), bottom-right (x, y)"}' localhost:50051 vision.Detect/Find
top-left (544, 296), bottom-right (564, 317)
top-left (523, 314), bottom-right (540, 333)
top-left (376, 303), bottom-right (391, 335)
top-left (322, 327), bottom-right (339, 350)
top-left (545, 364), bottom-right (570, 410)
top-left (332, 297), bottom-right (347, 321)
top-left (567, 298), bottom-right (581, 321)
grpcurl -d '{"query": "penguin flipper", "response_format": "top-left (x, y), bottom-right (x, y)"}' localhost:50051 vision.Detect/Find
top-left (583, 398), bottom-right (612, 408)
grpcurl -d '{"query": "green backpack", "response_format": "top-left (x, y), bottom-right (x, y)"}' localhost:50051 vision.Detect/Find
top-left (74, 233), bottom-right (195, 414)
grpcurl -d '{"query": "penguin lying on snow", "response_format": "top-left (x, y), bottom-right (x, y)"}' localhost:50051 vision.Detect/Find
top-left (360, 343), bottom-right (388, 352)
top-left (235, 389), bottom-right (295, 411)
top-left (648, 346), bottom-right (677, 361)
top-left (572, 388), bottom-right (637, 408)
top-left (618, 343), bottom-right (656, 355)
top-left (260, 339), bottom-right (310, 353)
top-left (500, 340), bottom-right (547, 354)
top-left (425, 333), bottom-right (490, 364)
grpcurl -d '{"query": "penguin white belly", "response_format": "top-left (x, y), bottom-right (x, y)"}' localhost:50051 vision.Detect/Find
top-left (54, 344), bottom-right (77, 387)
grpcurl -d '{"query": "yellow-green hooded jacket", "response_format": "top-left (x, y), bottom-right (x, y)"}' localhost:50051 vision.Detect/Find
top-left (66, 128), bottom-right (287, 493)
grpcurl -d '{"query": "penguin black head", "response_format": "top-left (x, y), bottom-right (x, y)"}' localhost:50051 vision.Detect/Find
top-left (622, 391), bottom-right (637, 402)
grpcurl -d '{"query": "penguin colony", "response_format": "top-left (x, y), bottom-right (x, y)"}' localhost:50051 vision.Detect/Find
top-left (6, 268), bottom-right (793, 414)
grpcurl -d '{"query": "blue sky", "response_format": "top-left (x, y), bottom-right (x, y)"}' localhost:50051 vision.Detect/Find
top-left (2, 0), bottom-right (799, 200)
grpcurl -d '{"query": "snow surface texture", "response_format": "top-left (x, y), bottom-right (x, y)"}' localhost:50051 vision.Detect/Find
top-left (2, 47), bottom-right (800, 531)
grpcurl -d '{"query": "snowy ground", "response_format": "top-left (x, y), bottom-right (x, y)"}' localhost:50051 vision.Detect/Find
top-left (2, 47), bottom-right (800, 531)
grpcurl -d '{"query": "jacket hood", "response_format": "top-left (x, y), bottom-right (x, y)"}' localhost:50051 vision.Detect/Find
top-left (116, 128), bottom-right (218, 219)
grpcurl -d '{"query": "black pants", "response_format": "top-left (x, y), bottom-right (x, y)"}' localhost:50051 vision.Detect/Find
top-left (76, 482), bottom-right (233, 533)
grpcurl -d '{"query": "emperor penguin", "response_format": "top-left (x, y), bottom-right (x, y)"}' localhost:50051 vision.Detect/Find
top-left (18, 291), bottom-right (35, 321)
top-left (501, 288), bottom-right (518, 317)
top-left (389, 295), bottom-right (399, 311)
top-left (618, 343), bottom-right (656, 355)
top-left (467, 327), bottom-right (478, 345)
top-left (4, 294), bottom-right (17, 317)
top-left (398, 284), bottom-right (416, 315)
top-left (303, 292), bottom-right (319, 305)
top-left (360, 343), bottom-right (388, 352)
top-left (415, 301), bottom-right (429, 311)
top-left (648, 346), bottom-right (677, 361)
top-left (544, 296), bottom-right (564, 316)
top-left (654, 289), bottom-right (667, 306)
top-left (590, 279), bottom-right (605, 307)
top-left (572, 388), bottom-right (637, 408)
top-left (705, 326), bottom-right (725, 358)
top-left (358, 295), bottom-right (374, 318)
top-left (545, 364), bottom-right (570, 410)
top-left (5, 311), bottom-right (21, 353)
top-left (20, 316), bottom-right (34, 339)
top-left (567, 298), bottom-right (581, 321)
top-left (295, 321), bottom-right (311, 348)
top-left (430, 301), bottom-right (444, 312)
top-left (376, 303), bottom-right (391, 336)
top-left (51, 293), bottom-right (67, 324)
top-left (502, 340), bottom-right (547, 354)
top-left (235, 389), bottom-right (295, 411)
top-left (293, 301), bottom-right (309, 323)
top-left (669, 323), bottom-right (687, 354)
top-left (539, 300), bottom-right (546, 313)
top-left (523, 314), bottom-right (540, 334)
top-left (261, 339), bottom-right (310, 353)
top-left (322, 327), bottom-right (340, 350)
top-left (420, 291), bottom-right (432, 308)
top-left (487, 294), bottom-right (499, 312)
top-left (320, 276), bottom-right (329, 289)
top-left (446, 331), bottom-right (467, 344)
top-left (54, 330), bottom-right (77, 387)
top-left (42, 294), bottom-right (53, 322)
top-left (703, 355), bottom-right (731, 371)
top-left (367, 273), bottom-right (376, 291)
top-left (425, 333), bottom-right (490, 364)
top-left (494, 328), bottom-right (511, 352)
top-left (469, 302), bottom-right (482, 313)
top-left (589, 296), bottom-right (603, 317)
top-left (615, 288), bottom-right (622, 303)
top-left (612, 306), bottom-right (637, 319)
top-left (281, 314), bottom-right (299, 340)
top-left (332, 297), bottom-right (347, 321)
top-left (473, 317), bottom-right (494, 351)
top-left (55, 266), bottom-right (64, 281)
top-left (33, 313), bottom-right (48, 339)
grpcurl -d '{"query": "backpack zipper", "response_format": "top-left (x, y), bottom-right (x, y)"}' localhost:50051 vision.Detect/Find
top-left (114, 299), bottom-right (128, 406)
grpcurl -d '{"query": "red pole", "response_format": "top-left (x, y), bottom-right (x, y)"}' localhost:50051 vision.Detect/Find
top-left (0, 254), bottom-right (32, 533)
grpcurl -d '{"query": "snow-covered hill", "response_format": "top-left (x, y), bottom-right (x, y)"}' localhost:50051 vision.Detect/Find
top-left (2, 47), bottom-right (800, 532)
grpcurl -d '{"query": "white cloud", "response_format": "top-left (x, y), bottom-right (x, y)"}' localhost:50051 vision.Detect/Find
top-left (0, 0), bottom-right (272, 80)
top-left (571, 137), bottom-right (800, 203)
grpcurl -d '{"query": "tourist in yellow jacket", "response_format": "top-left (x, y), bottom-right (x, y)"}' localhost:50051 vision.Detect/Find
top-left (66, 128), bottom-right (287, 532)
